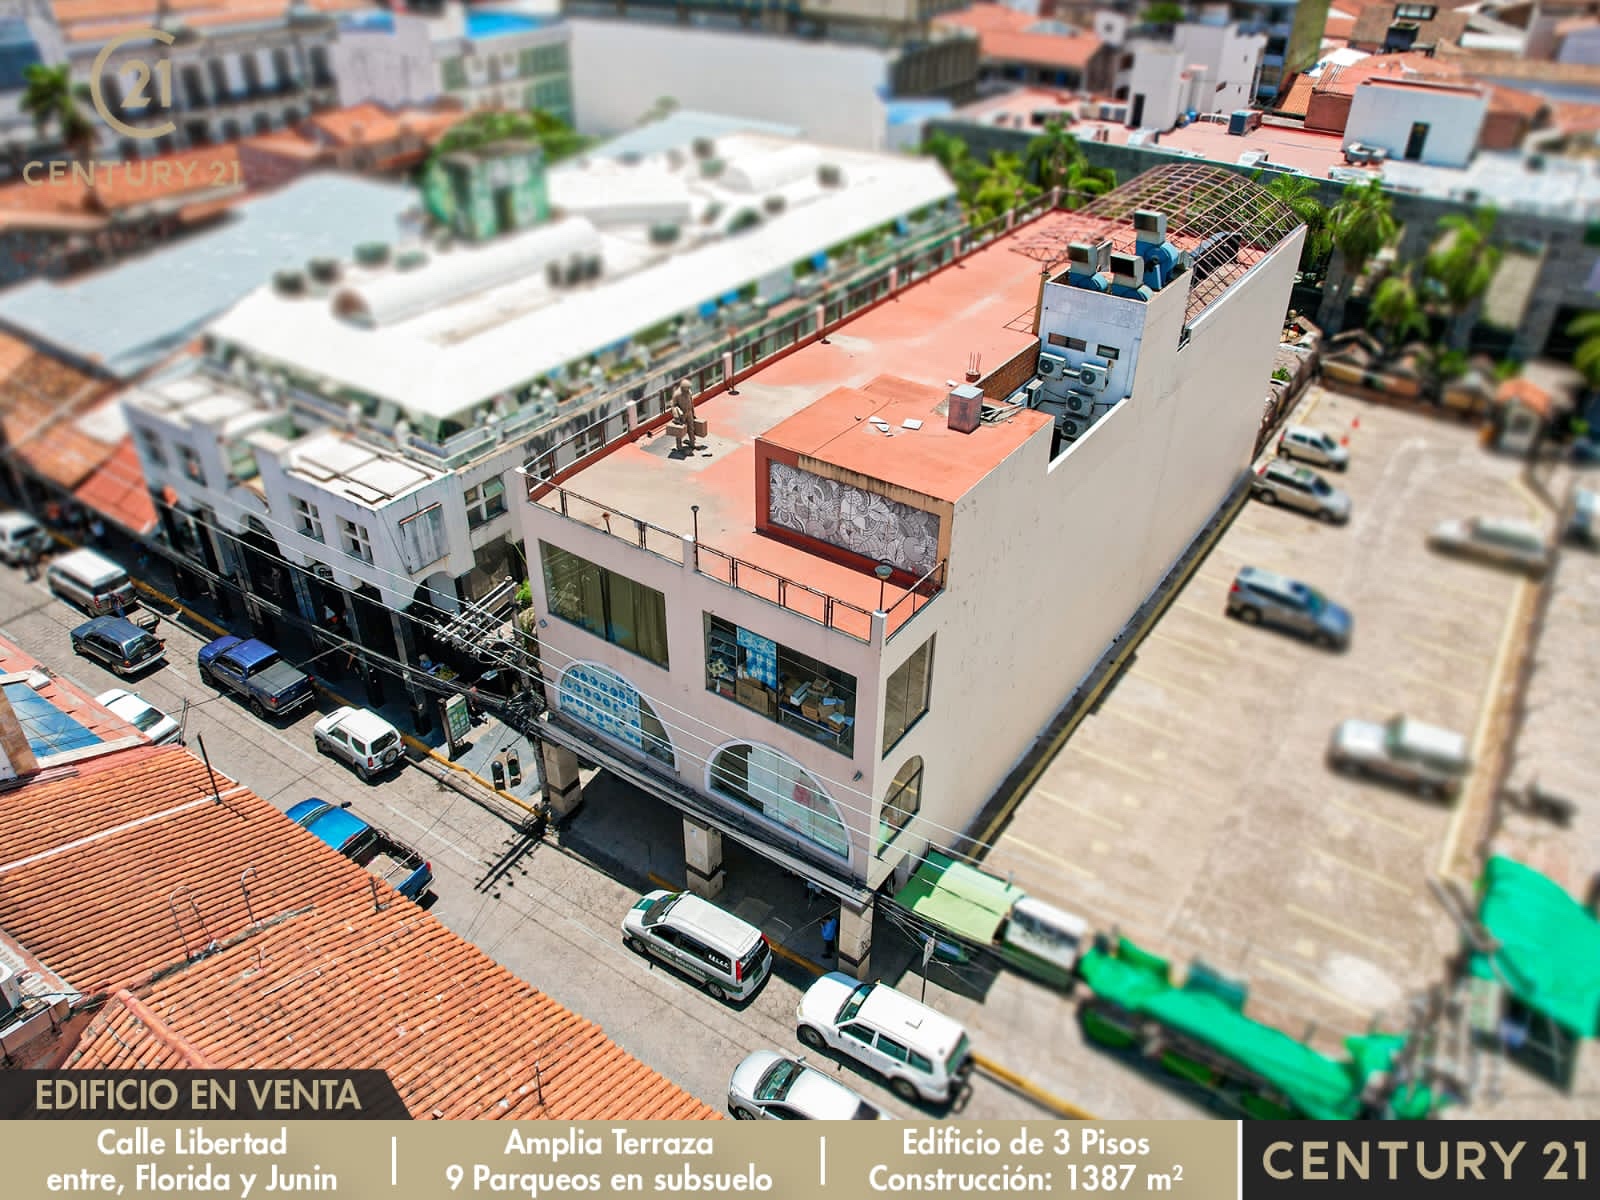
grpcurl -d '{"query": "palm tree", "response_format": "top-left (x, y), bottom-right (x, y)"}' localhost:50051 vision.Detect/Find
top-left (969, 152), bottom-right (1039, 224)
top-left (431, 108), bottom-right (591, 166)
top-left (1568, 311), bottom-right (1600, 394)
top-left (1026, 119), bottom-right (1082, 189)
top-left (1057, 158), bottom-right (1116, 209)
top-left (1261, 172), bottom-right (1329, 272)
top-left (921, 128), bottom-right (982, 199)
top-left (1422, 208), bottom-right (1501, 350)
top-left (21, 63), bottom-right (96, 161)
top-left (1326, 177), bottom-right (1398, 325)
top-left (1367, 270), bottom-right (1427, 360)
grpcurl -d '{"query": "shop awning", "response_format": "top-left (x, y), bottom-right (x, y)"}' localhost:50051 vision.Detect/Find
top-left (891, 851), bottom-right (1024, 946)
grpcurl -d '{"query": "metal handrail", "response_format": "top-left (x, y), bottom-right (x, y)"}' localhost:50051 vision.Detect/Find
top-left (884, 559), bottom-right (948, 638)
top-left (694, 544), bottom-right (875, 642)
top-left (539, 484), bottom-right (686, 565)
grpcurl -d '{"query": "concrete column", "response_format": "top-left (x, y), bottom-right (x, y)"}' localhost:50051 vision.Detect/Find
top-left (390, 609), bottom-right (431, 734)
top-left (838, 901), bottom-right (874, 981)
top-left (542, 741), bottom-right (583, 820)
top-left (682, 816), bottom-right (725, 899)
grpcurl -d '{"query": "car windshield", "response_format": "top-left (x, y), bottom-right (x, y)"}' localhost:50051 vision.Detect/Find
top-left (641, 895), bottom-right (679, 928)
top-left (1287, 582), bottom-right (1325, 613)
top-left (836, 983), bottom-right (872, 1023)
top-left (754, 1059), bottom-right (802, 1103)
top-left (128, 706), bottom-right (164, 732)
top-left (1309, 475), bottom-right (1332, 495)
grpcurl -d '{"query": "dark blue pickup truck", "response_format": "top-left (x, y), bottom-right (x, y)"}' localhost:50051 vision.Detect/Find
top-left (198, 636), bottom-right (314, 719)
top-left (286, 798), bottom-right (433, 901)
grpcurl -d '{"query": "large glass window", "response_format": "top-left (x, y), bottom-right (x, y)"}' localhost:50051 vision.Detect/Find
top-left (878, 756), bottom-right (923, 854)
top-left (710, 742), bottom-right (850, 858)
top-left (541, 542), bottom-right (670, 668)
top-left (558, 663), bottom-right (673, 765)
top-left (882, 637), bottom-right (934, 754)
top-left (705, 614), bottom-right (856, 756)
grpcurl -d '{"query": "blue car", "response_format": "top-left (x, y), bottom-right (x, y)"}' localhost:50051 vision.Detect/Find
top-left (1226, 566), bottom-right (1352, 650)
top-left (198, 635), bottom-right (314, 719)
top-left (287, 798), bottom-right (433, 901)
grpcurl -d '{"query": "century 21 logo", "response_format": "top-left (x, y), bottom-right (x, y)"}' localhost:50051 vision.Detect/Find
top-left (89, 27), bottom-right (177, 141)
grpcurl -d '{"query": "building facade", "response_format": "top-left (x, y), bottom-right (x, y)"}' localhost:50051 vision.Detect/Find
top-left (332, 5), bottom-right (573, 123)
top-left (515, 168), bottom-right (1303, 976)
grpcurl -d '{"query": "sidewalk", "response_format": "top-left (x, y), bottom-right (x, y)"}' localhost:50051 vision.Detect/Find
top-left (85, 530), bottom-right (547, 820)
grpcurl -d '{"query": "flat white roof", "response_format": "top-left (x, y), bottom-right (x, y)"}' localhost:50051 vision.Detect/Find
top-left (207, 133), bottom-right (955, 423)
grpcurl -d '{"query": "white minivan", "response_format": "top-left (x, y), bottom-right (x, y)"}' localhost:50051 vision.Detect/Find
top-left (796, 973), bottom-right (974, 1104)
top-left (47, 548), bottom-right (138, 615)
top-left (0, 511), bottom-right (48, 564)
top-left (623, 889), bottom-right (772, 1003)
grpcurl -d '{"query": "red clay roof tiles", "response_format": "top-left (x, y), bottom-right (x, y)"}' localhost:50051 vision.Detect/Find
top-left (2, 746), bottom-right (713, 1120)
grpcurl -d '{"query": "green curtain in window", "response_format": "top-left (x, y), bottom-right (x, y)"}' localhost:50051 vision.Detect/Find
top-left (608, 575), bottom-right (670, 668)
top-left (542, 545), bottom-right (605, 640)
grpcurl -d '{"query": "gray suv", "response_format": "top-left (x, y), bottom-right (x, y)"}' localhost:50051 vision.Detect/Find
top-left (1226, 566), bottom-right (1352, 649)
top-left (1252, 460), bottom-right (1351, 523)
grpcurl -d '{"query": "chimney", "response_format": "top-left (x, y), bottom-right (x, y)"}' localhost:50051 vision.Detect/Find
top-left (947, 383), bottom-right (983, 434)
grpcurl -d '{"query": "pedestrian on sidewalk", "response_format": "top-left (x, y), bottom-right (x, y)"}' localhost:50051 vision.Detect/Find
top-left (821, 913), bottom-right (839, 960)
top-left (88, 517), bottom-right (105, 545)
top-left (21, 544), bottom-right (39, 582)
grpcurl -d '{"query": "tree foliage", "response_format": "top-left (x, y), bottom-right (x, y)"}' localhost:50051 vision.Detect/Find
top-left (1568, 310), bottom-right (1600, 391)
top-left (1026, 120), bottom-right (1115, 209)
top-left (431, 108), bottom-right (592, 168)
top-left (1328, 177), bottom-right (1398, 283)
top-left (1367, 270), bottom-right (1427, 353)
top-left (21, 63), bottom-right (96, 160)
top-left (1421, 208), bottom-right (1500, 321)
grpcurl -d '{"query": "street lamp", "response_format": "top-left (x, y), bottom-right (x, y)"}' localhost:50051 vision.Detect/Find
top-left (875, 561), bottom-right (894, 612)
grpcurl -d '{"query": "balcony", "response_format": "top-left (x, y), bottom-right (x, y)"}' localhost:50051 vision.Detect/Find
top-left (531, 483), bottom-right (944, 645)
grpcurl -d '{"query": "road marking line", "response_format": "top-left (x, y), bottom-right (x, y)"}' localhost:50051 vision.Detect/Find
top-left (1402, 633), bottom-right (1491, 668)
top-left (1128, 668), bottom-right (1211, 701)
top-left (998, 836), bottom-right (1096, 880)
top-left (1285, 902), bottom-right (1406, 959)
top-left (1148, 630), bottom-right (1229, 666)
top-left (1034, 788), bottom-right (1127, 831)
top-left (970, 1053), bottom-right (1096, 1119)
top-left (1440, 575), bottom-right (1533, 881)
top-left (1312, 848), bottom-right (1416, 896)
top-left (1330, 796), bottom-right (1427, 839)
top-left (1172, 599), bottom-right (1234, 629)
top-left (1068, 746), bottom-right (1158, 785)
top-left (1393, 669), bottom-right (1481, 705)
top-left (1251, 954), bottom-right (1374, 1018)
top-left (1098, 704), bottom-right (1197, 737)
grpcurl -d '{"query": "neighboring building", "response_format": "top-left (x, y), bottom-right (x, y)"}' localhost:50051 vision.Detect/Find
top-left (238, 101), bottom-right (465, 187)
top-left (936, 4), bottom-right (1113, 94)
top-left (332, 4), bottom-right (572, 122)
top-left (1346, 0), bottom-right (1472, 54)
top-left (1345, 76), bottom-right (1488, 166)
top-left (0, 630), bottom-right (714, 1117)
top-left (0, 145), bottom-right (247, 285)
top-left (53, 0), bottom-right (355, 157)
top-left (119, 133), bottom-right (958, 687)
top-left (562, 16), bottom-right (979, 150)
top-left (1115, 19), bottom-right (1267, 128)
top-left (514, 166), bottom-right (1302, 977)
top-left (1556, 16), bottom-right (1600, 63)
top-left (0, 172), bottom-right (417, 380)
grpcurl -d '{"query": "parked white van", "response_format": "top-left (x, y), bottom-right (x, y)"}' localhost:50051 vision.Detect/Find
top-left (0, 511), bottom-right (48, 564)
top-left (622, 889), bottom-right (773, 1003)
top-left (47, 548), bottom-right (137, 616)
top-left (796, 973), bottom-right (974, 1104)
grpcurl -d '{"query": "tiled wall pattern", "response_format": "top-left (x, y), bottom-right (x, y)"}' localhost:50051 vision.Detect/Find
top-left (767, 461), bottom-right (941, 577)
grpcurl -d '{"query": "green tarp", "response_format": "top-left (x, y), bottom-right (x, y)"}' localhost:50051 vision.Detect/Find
top-left (1469, 855), bottom-right (1600, 1038)
top-left (891, 851), bottom-right (1025, 946)
top-left (1080, 941), bottom-right (1368, 1120)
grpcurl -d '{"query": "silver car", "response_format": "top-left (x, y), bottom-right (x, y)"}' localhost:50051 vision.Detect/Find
top-left (727, 1051), bottom-right (893, 1120)
top-left (1278, 425), bottom-right (1349, 470)
top-left (1252, 460), bottom-right (1351, 522)
top-left (1327, 714), bottom-right (1469, 799)
top-left (1428, 517), bottom-right (1552, 576)
top-left (1226, 566), bottom-right (1353, 650)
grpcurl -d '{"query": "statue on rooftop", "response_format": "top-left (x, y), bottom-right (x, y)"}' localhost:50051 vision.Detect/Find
top-left (672, 378), bottom-right (697, 453)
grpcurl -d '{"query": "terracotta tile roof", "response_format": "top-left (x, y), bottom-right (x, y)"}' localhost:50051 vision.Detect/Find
top-left (0, 332), bottom-right (119, 490)
top-left (1448, 47), bottom-right (1600, 86)
top-left (1486, 83), bottom-right (1546, 118)
top-left (1324, 6), bottom-right (1360, 38)
top-left (1548, 99), bottom-right (1600, 135)
top-left (1313, 49), bottom-right (1461, 94)
top-left (74, 435), bottom-right (157, 535)
top-left (1276, 72), bottom-right (1315, 115)
top-left (1497, 376), bottom-right (1551, 417)
top-left (308, 102), bottom-right (408, 146)
top-left (0, 147), bottom-right (243, 225)
top-left (55, 0), bottom-right (367, 40)
top-left (1349, 5), bottom-right (1470, 47)
top-left (938, 4), bottom-right (1103, 71)
top-left (0, 746), bottom-right (714, 1120)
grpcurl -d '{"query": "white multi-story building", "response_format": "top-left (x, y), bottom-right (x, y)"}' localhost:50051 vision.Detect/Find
top-left (515, 166), bottom-right (1303, 976)
top-left (121, 132), bottom-right (957, 679)
top-left (1116, 19), bottom-right (1266, 130)
top-left (332, 4), bottom-right (572, 123)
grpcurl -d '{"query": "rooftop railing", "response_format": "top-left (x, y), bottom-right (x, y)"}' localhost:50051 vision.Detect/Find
top-left (534, 481), bottom-right (942, 645)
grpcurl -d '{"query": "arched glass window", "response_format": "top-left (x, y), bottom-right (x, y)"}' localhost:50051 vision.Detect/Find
top-left (710, 743), bottom-right (849, 859)
top-left (558, 663), bottom-right (672, 766)
top-left (878, 756), bottom-right (922, 854)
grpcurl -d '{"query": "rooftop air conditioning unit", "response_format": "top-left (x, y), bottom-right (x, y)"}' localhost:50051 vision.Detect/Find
top-left (1037, 352), bottom-right (1068, 378)
top-left (1021, 378), bottom-right (1045, 405)
top-left (1076, 361), bottom-right (1111, 390)
top-left (1064, 389), bottom-right (1095, 416)
top-left (0, 963), bottom-right (22, 1019)
top-left (1058, 415), bottom-right (1084, 439)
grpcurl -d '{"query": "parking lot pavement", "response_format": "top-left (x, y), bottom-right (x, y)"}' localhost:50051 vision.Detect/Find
top-left (978, 386), bottom-right (1541, 1071)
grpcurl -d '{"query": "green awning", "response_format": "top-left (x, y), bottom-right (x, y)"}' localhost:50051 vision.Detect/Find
top-left (892, 851), bottom-right (1025, 946)
top-left (1469, 856), bottom-right (1600, 1037)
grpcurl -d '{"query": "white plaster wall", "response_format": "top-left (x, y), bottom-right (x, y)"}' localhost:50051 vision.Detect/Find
top-left (331, 23), bottom-right (441, 108)
top-left (567, 19), bottom-right (892, 151)
top-left (1127, 43), bottom-right (1184, 131)
top-left (1345, 84), bottom-right (1486, 168)
top-left (520, 509), bottom-right (887, 879)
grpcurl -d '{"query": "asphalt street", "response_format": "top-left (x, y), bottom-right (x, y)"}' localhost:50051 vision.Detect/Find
top-left (0, 556), bottom-right (1058, 1120)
